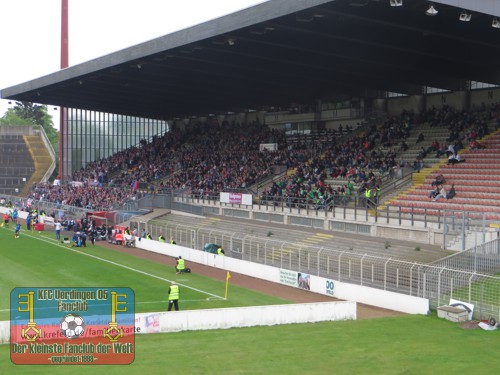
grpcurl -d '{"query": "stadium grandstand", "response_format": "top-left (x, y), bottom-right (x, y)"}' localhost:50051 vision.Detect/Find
top-left (2, 0), bottom-right (500, 319)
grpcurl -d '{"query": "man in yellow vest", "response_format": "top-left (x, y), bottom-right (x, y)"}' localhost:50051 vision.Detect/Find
top-left (158, 234), bottom-right (166, 242)
top-left (217, 247), bottom-right (225, 256)
top-left (167, 281), bottom-right (180, 311)
top-left (364, 188), bottom-right (372, 206)
top-left (176, 256), bottom-right (186, 274)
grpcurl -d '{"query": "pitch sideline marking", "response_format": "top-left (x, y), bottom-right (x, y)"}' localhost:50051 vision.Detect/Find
top-left (0, 299), bottom-right (219, 313)
top-left (2, 228), bottom-right (225, 301)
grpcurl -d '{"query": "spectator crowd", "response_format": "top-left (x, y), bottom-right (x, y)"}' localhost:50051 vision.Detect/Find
top-left (23, 102), bottom-right (499, 212)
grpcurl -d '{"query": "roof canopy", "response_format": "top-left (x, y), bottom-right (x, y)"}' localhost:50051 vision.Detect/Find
top-left (2, 0), bottom-right (500, 119)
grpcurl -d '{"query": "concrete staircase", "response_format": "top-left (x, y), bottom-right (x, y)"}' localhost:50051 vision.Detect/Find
top-left (22, 135), bottom-right (53, 196)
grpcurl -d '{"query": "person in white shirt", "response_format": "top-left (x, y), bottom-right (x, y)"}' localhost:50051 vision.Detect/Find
top-left (55, 221), bottom-right (62, 241)
top-left (433, 186), bottom-right (448, 201)
top-left (448, 153), bottom-right (465, 165)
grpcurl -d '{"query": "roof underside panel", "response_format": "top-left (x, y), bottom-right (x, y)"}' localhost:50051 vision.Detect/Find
top-left (2, 0), bottom-right (500, 119)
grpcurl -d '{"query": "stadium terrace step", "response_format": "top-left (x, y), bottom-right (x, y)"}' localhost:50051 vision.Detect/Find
top-left (439, 166), bottom-right (500, 173)
top-left (387, 200), bottom-right (500, 212)
top-left (435, 180), bottom-right (500, 188)
top-left (461, 157), bottom-right (500, 162)
top-left (410, 189), bottom-right (500, 200)
top-left (456, 149), bottom-right (500, 154)
top-left (0, 159), bottom-right (34, 167)
top-left (414, 185), bottom-right (500, 194)
top-left (396, 193), bottom-right (500, 204)
top-left (420, 174), bottom-right (500, 181)
top-left (395, 207), bottom-right (500, 221)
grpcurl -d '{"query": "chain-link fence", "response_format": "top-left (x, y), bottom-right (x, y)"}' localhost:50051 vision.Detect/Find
top-left (2, 191), bottom-right (499, 319)
top-left (134, 220), bottom-right (500, 321)
top-left (432, 237), bottom-right (500, 274)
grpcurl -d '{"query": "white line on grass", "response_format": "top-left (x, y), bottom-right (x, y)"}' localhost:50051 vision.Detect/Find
top-left (136, 298), bottom-right (219, 304)
top-left (5, 228), bottom-right (225, 301)
top-left (0, 298), bottom-right (218, 313)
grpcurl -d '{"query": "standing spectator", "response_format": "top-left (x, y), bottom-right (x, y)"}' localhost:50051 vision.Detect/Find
top-left (413, 158), bottom-right (424, 173)
top-left (89, 228), bottom-right (97, 245)
top-left (12, 209), bottom-right (18, 224)
top-left (26, 214), bottom-right (32, 231)
top-left (81, 231), bottom-right (87, 248)
top-left (55, 220), bottom-right (62, 241)
top-left (167, 281), bottom-right (180, 311)
top-left (3, 212), bottom-right (9, 228)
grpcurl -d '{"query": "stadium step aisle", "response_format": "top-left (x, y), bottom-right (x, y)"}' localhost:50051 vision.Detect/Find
top-left (385, 127), bottom-right (500, 218)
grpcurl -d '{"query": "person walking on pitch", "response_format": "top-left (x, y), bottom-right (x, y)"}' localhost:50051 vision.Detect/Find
top-left (167, 281), bottom-right (180, 311)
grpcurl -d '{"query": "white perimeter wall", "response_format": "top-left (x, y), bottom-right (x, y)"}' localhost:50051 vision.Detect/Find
top-left (134, 239), bottom-right (429, 315)
top-left (0, 301), bottom-right (355, 344)
top-left (133, 301), bottom-right (355, 334)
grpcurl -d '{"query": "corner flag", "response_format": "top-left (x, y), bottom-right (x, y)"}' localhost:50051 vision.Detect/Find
top-left (225, 272), bottom-right (231, 299)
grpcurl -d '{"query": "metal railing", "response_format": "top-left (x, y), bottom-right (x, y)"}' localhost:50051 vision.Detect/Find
top-left (134, 220), bottom-right (500, 321)
top-left (3, 190), bottom-right (499, 320)
top-left (432, 236), bottom-right (500, 274)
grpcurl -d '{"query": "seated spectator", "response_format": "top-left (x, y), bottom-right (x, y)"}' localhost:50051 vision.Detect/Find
top-left (435, 144), bottom-right (448, 158)
top-left (433, 185), bottom-right (447, 202)
top-left (446, 184), bottom-right (456, 200)
top-left (427, 139), bottom-right (440, 154)
top-left (115, 230), bottom-right (124, 245)
top-left (445, 144), bottom-right (455, 156)
top-left (124, 228), bottom-right (132, 242)
top-left (417, 147), bottom-right (427, 159)
top-left (400, 140), bottom-right (408, 152)
top-left (432, 174), bottom-right (445, 187)
top-left (469, 139), bottom-right (484, 150)
top-left (429, 186), bottom-right (439, 199)
top-left (416, 133), bottom-right (424, 144)
top-left (71, 232), bottom-right (83, 247)
top-left (448, 153), bottom-right (465, 165)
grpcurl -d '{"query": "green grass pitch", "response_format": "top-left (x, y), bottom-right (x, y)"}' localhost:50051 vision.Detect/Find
top-left (1, 226), bottom-right (500, 374)
top-left (0, 226), bottom-right (291, 321)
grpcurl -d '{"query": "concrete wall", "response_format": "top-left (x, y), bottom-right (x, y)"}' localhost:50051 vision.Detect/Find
top-left (0, 322), bottom-right (8, 344)
top-left (134, 301), bottom-right (356, 334)
top-left (0, 301), bottom-right (355, 344)
top-left (135, 239), bottom-right (429, 315)
top-left (426, 91), bottom-right (468, 111)
top-left (470, 88), bottom-right (500, 107)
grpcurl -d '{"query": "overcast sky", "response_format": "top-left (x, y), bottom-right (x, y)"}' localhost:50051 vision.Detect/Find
top-left (0, 0), bottom-right (268, 123)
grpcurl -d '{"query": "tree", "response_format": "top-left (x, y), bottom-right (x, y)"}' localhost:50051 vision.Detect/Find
top-left (0, 101), bottom-right (59, 151)
top-left (0, 111), bottom-right (32, 126)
